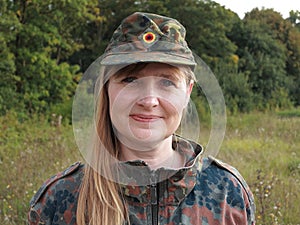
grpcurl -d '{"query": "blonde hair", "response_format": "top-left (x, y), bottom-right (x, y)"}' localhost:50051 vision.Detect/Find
top-left (76, 63), bottom-right (194, 225)
top-left (76, 77), bottom-right (127, 225)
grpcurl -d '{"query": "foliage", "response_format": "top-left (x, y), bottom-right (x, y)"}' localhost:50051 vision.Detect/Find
top-left (1, 0), bottom-right (300, 115)
top-left (276, 107), bottom-right (300, 118)
top-left (247, 9), bottom-right (300, 107)
top-left (0, 0), bottom-right (104, 117)
top-left (230, 14), bottom-right (290, 109)
top-left (167, 0), bottom-right (239, 68)
top-left (0, 0), bottom-right (21, 114)
top-left (215, 60), bottom-right (253, 113)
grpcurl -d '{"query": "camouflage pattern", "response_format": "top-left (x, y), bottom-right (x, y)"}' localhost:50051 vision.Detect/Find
top-left (28, 162), bottom-right (83, 225)
top-left (101, 12), bottom-right (196, 67)
top-left (28, 138), bottom-right (255, 225)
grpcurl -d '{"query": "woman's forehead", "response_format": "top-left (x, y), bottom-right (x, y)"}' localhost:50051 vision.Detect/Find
top-left (114, 62), bottom-right (184, 78)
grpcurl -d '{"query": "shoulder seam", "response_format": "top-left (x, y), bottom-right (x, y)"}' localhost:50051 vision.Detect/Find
top-left (30, 161), bottom-right (82, 207)
top-left (209, 156), bottom-right (250, 193)
top-left (208, 156), bottom-right (256, 223)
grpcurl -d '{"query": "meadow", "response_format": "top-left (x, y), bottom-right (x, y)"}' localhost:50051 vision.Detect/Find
top-left (0, 110), bottom-right (299, 224)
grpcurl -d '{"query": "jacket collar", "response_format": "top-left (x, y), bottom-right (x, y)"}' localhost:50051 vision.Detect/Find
top-left (118, 136), bottom-right (203, 205)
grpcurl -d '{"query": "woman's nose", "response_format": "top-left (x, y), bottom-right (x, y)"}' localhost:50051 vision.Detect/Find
top-left (136, 79), bottom-right (160, 108)
top-left (136, 95), bottom-right (159, 108)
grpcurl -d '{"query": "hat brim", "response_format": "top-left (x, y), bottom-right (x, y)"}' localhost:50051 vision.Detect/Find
top-left (100, 51), bottom-right (197, 67)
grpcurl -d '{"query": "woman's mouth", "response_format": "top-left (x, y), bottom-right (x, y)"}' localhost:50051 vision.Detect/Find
top-left (130, 114), bottom-right (162, 122)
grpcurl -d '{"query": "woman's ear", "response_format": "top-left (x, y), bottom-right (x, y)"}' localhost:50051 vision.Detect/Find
top-left (184, 80), bottom-right (194, 107)
top-left (187, 80), bottom-right (194, 96)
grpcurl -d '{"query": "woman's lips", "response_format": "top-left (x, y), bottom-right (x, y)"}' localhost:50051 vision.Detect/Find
top-left (130, 114), bottom-right (162, 122)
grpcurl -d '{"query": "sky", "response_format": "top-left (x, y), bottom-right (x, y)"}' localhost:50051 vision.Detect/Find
top-left (214, 0), bottom-right (300, 19)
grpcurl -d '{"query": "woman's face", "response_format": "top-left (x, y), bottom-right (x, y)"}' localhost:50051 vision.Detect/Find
top-left (108, 63), bottom-right (193, 151)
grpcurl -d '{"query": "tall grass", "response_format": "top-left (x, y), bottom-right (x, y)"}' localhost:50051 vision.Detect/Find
top-left (0, 111), bottom-right (299, 224)
top-left (0, 113), bottom-right (81, 224)
top-left (219, 111), bottom-right (300, 225)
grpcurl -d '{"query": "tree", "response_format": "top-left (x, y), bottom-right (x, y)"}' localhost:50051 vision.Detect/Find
top-left (213, 56), bottom-right (253, 113)
top-left (0, 0), bottom-right (22, 115)
top-left (4, 0), bottom-right (104, 115)
top-left (244, 8), bottom-right (300, 107)
top-left (68, 0), bottom-right (107, 72)
top-left (166, 0), bottom-right (239, 70)
top-left (164, 0), bottom-right (248, 112)
top-left (286, 11), bottom-right (300, 105)
top-left (231, 9), bottom-right (292, 109)
top-left (287, 10), bottom-right (300, 28)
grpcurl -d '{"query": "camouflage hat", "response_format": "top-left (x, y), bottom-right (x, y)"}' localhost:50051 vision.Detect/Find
top-left (101, 12), bottom-right (196, 67)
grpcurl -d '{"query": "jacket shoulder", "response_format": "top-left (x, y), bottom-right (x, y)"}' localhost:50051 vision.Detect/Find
top-left (206, 156), bottom-right (256, 223)
top-left (28, 162), bottom-right (84, 225)
top-left (30, 161), bottom-right (83, 207)
top-left (208, 156), bottom-right (252, 195)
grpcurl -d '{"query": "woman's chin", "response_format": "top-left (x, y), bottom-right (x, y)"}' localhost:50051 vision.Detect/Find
top-left (130, 127), bottom-right (169, 141)
top-left (117, 129), bottom-right (170, 151)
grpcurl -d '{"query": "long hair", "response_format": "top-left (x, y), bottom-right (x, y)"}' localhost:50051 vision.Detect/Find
top-left (76, 63), bottom-right (195, 225)
top-left (76, 73), bottom-right (127, 224)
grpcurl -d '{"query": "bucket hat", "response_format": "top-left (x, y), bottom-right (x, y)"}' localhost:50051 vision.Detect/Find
top-left (101, 12), bottom-right (196, 68)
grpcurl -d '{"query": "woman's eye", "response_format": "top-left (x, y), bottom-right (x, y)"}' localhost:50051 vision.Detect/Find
top-left (121, 77), bottom-right (137, 83)
top-left (160, 79), bottom-right (176, 87)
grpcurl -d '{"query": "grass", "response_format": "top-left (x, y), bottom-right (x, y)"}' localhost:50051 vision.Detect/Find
top-left (276, 107), bottom-right (300, 118)
top-left (0, 113), bottom-right (81, 224)
top-left (0, 110), bottom-right (299, 224)
top-left (219, 111), bottom-right (300, 225)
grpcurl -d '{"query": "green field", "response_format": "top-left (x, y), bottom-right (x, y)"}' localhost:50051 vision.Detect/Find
top-left (0, 111), bottom-right (299, 225)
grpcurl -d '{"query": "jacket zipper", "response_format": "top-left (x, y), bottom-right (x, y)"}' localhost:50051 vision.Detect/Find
top-left (150, 173), bottom-right (158, 225)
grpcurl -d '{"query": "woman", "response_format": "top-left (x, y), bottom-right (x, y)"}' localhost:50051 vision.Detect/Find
top-left (28, 12), bottom-right (255, 225)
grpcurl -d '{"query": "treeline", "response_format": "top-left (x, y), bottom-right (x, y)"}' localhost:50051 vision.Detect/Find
top-left (1, 0), bottom-right (300, 120)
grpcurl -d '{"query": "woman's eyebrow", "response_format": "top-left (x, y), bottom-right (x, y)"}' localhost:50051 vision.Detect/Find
top-left (158, 73), bottom-right (181, 81)
top-left (113, 72), bottom-right (134, 79)
top-left (114, 71), bottom-right (182, 81)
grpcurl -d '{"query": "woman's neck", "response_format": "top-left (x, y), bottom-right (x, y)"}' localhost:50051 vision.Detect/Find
top-left (119, 136), bottom-right (184, 170)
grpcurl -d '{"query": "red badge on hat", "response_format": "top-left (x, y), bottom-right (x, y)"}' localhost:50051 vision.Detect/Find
top-left (143, 32), bottom-right (156, 43)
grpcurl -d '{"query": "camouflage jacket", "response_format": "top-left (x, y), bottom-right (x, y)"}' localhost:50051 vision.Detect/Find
top-left (28, 141), bottom-right (255, 225)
